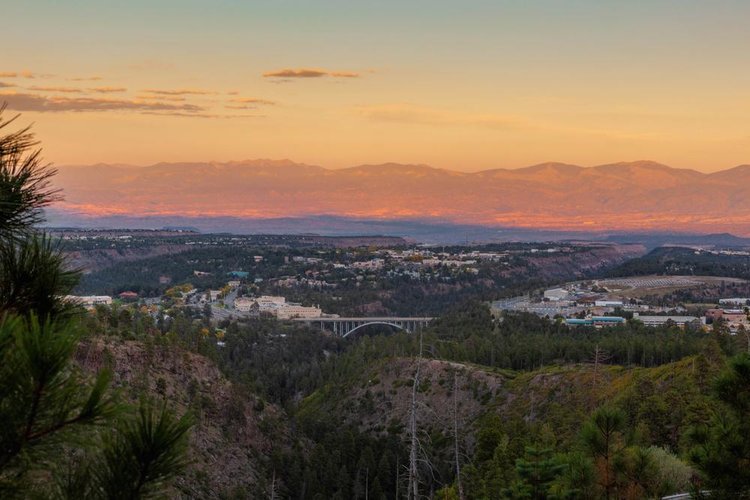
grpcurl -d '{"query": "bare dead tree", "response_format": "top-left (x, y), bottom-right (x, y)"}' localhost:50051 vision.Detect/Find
top-left (591, 344), bottom-right (611, 396)
top-left (396, 456), bottom-right (400, 499)
top-left (453, 371), bottom-right (465, 500)
top-left (269, 469), bottom-right (277, 500)
top-left (408, 332), bottom-right (423, 500)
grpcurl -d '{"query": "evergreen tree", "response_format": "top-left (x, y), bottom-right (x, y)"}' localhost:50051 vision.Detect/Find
top-left (690, 353), bottom-right (750, 496)
top-left (509, 446), bottom-right (565, 499)
top-left (580, 407), bottom-right (626, 499)
top-left (0, 107), bottom-right (192, 497)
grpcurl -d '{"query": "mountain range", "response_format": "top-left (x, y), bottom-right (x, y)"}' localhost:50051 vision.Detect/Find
top-left (50, 160), bottom-right (750, 235)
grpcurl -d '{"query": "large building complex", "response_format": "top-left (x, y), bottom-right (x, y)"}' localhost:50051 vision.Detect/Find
top-left (234, 295), bottom-right (322, 319)
top-left (65, 295), bottom-right (113, 308)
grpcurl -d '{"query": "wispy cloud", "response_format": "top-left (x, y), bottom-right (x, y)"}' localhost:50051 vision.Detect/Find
top-left (263, 68), bottom-right (360, 79)
top-left (0, 70), bottom-right (52, 79)
top-left (136, 94), bottom-right (187, 102)
top-left (0, 82), bottom-right (14, 88)
top-left (141, 111), bottom-right (265, 119)
top-left (141, 88), bottom-right (217, 96)
top-left (28, 85), bottom-right (83, 93)
top-left (264, 68), bottom-right (327, 78)
top-left (354, 103), bottom-right (530, 130)
top-left (0, 91), bottom-right (203, 113)
top-left (88, 86), bottom-right (127, 93)
top-left (329, 71), bottom-right (359, 78)
top-left (70, 76), bottom-right (103, 81)
top-left (228, 97), bottom-right (276, 105)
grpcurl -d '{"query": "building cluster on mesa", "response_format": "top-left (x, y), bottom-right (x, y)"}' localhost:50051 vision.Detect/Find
top-left (493, 277), bottom-right (750, 333)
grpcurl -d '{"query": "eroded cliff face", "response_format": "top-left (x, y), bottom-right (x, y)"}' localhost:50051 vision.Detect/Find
top-left (65, 244), bottom-right (192, 273)
top-left (317, 357), bottom-right (507, 435)
top-left (517, 243), bottom-right (646, 280)
top-left (307, 355), bottom-right (710, 455)
top-left (76, 339), bottom-right (287, 498)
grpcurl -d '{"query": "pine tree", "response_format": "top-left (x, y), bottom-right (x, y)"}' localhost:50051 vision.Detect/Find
top-left (689, 353), bottom-right (750, 496)
top-left (512, 446), bottom-right (565, 499)
top-left (0, 107), bottom-right (192, 497)
top-left (580, 407), bottom-right (626, 499)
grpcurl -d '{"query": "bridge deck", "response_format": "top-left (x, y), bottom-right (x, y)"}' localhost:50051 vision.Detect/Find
top-left (292, 316), bottom-right (434, 322)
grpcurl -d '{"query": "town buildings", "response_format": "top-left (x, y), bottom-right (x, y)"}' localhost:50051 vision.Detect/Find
top-left (233, 295), bottom-right (322, 319)
top-left (65, 295), bottom-right (113, 308)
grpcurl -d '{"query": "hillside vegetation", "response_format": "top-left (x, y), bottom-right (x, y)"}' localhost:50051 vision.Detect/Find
top-left (3, 111), bottom-right (749, 497)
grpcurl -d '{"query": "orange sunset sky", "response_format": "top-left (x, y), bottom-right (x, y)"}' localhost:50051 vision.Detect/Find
top-left (2, 1), bottom-right (750, 173)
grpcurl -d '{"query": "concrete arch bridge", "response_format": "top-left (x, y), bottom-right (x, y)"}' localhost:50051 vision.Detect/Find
top-left (292, 316), bottom-right (434, 338)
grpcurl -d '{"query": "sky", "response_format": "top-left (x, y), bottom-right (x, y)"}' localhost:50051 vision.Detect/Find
top-left (2, 0), bottom-right (750, 172)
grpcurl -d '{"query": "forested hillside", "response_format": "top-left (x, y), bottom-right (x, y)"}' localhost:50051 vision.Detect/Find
top-left (608, 246), bottom-right (750, 280)
top-left (3, 110), bottom-right (749, 498)
top-left (75, 289), bottom-right (750, 498)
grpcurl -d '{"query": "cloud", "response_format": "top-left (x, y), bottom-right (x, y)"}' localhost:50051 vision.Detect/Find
top-left (0, 71), bottom-right (51, 79)
top-left (141, 111), bottom-right (265, 119)
top-left (141, 88), bottom-right (217, 96)
top-left (228, 97), bottom-right (276, 105)
top-left (20, 70), bottom-right (52, 79)
top-left (88, 86), bottom-right (127, 93)
top-left (225, 105), bottom-right (257, 110)
top-left (28, 85), bottom-right (83, 93)
top-left (329, 71), bottom-right (359, 78)
top-left (0, 82), bottom-right (14, 88)
top-left (0, 91), bottom-right (203, 113)
top-left (354, 103), bottom-right (529, 130)
top-left (263, 68), bottom-right (327, 78)
top-left (70, 76), bottom-right (103, 81)
top-left (263, 68), bottom-right (360, 79)
top-left (136, 94), bottom-right (187, 102)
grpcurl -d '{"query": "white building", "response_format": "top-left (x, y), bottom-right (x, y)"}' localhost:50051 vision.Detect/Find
top-left (544, 288), bottom-right (569, 301)
top-left (234, 297), bottom-right (256, 312)
top-left (66, 295), bottom-right (113, 308)
top-left (595, 300), bottom-right (624, 307)
top-left (275, 304), bottom-right (322, 319)
top-left (234, 295), bottom-right (321, 319)
top-left (256, 295), bottom-right (286, 313)
top-left (719, 298), bottom-right (750, 306)
top-left (351, 259), bottom-right (385, 271)
top-left (633, 314), bottom-right (704, 328)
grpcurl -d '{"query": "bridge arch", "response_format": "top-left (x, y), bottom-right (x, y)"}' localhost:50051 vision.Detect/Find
top-left (342, 321), bottom-right (406, 338)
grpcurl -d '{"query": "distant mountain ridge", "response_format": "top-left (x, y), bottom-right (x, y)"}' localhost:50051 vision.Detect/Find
top-left (51, 160), bottom-right (750, 235)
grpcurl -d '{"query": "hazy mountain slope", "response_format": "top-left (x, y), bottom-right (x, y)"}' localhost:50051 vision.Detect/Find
top-left (52, 160), bottom-right (750, 234)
